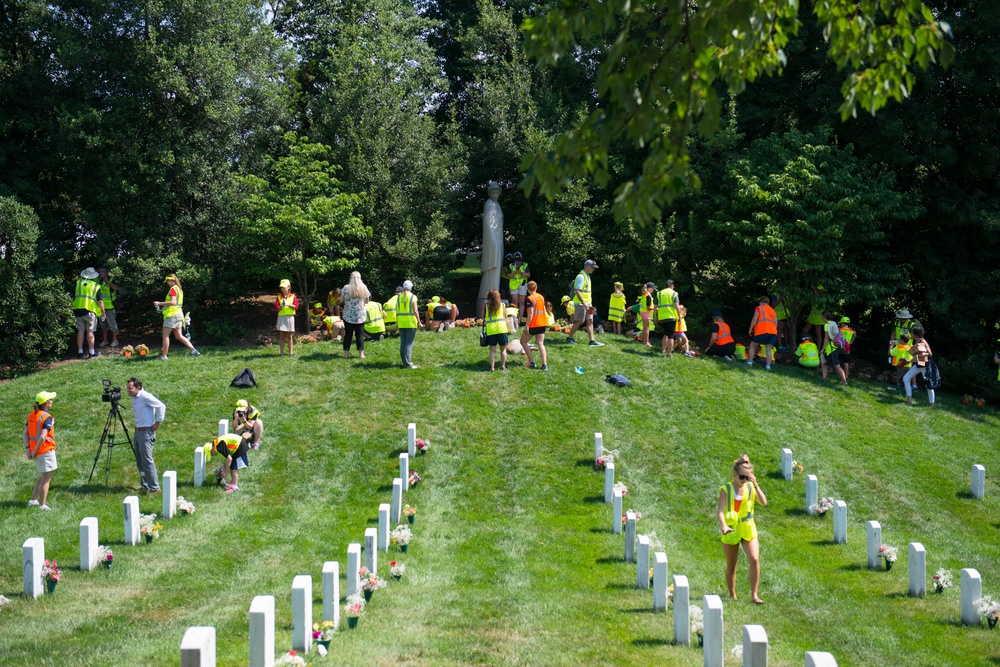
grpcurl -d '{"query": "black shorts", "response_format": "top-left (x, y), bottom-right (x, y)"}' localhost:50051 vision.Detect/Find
top-left (527, 326), bottom-right (546, 336)
top-left (752, 333), bottom-right (777, 346)
top-left (658, 319), bottom-right (677, 336)
top-left (826, 349), bottom-right (842, 367)
top-left (485, 333), bottom-right (508, 347)
top-left (432, 306), bottom-right (451, 321)
top-left (217, 440), bottom-right (249, 461)
top-left (839, 353), bottom-right (852, 364)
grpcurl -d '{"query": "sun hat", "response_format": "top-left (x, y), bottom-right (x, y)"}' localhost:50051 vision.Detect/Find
top-left (584, 259), bottom-right (599, 268)
top-left (895, 309), bottom-right (913, 319)
top-left (35, 391), bottom-right (56, 405)
top-left (839, 316), bottom-right (851, 324)
top-left (164, 273), bottom-right (178, 282)
top-left (403, 280), bottom-right (413, 290)
top-left (80, 267), bottom-right (99, 280)
top-left (235, 399), bottom-right (248, 410)
top-left (279, 279), bottom-right (291, 288)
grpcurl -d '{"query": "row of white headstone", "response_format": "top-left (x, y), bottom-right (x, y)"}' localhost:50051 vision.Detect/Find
top-left (177, 422), bottom-right (422, 666)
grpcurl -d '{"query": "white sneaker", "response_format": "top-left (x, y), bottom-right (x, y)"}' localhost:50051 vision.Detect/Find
top-left (110, 341), bottom-right (119, 348)
top-left (27, 499), bottom-right (39, 507)
top-left (39, 504), bottom-right (52, 511)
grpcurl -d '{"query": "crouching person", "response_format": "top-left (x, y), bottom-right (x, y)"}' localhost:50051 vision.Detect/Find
top-left (214, 433), bottom-right (250, 494)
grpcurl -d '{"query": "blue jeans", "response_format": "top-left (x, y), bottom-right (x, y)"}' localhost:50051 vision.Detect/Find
top-left (132, 429), bottom-right (159, 491)
top-left (399, 328), bottom-right (416, 367)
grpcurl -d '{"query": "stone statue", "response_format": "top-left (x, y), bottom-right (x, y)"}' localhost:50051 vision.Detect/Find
top-left (478, 181), bottom-right (504, 314)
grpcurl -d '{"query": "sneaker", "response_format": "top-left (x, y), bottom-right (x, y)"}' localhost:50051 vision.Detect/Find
top-left (89, 350), bottom-right (99, 358)
top-left (541, 364), bottom-right (548, 371)
top-left (745, 361), bottom-right (753, 366)
top-left (724, 355), bottom-right (735, 361)
top-left (252, 442), bottom-right (260, 451)
top-left (27, 499), bottom-right (39, 507)
top-left (39, 504), bottom-right (52, 511)
top-left (765, 365), bottom-right (771, 371)
top-left (684, 351), bottom-right (696, 357)
top-left (99, 341), bottom-right (109, 348)
top-left (407, 365), bottom-right (419, 370)
top-left (526, 362), bottom-right (536, 368)
top-left (500, 366), bottom-right (509, 372)
top-left (566, 337), bottom-right (577, 344)
top-left (111, 341), bottom-right (119, 348)
top-left (190, 349), bottom-right (201, 357)
top-left (224, 485), bottom-right (238, 494)
top-left (589, 340), bottom-right (605, 347)
top-left (77, 351), bottom-right (85, 359)
top-left (157, 355), bottom-right (168, 361)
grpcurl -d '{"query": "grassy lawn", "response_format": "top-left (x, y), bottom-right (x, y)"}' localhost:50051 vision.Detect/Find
top-left (1, 330), bottom-right (998, 666)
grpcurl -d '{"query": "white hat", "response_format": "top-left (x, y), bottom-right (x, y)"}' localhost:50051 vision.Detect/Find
top-left (403, 280), bottom-right (414, 290)
top-left (895, 309), bottom-right (913, 319)
top-left (80, 267), bottom-right (99, 280)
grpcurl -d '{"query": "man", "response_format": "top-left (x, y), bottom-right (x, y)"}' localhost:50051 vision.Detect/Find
top-left (73, 267), bottom-right (105, 359)
top-left (213, 432), bottom-right (250, 494)
top-left (746, 296), bottom-right (778, 370)
top-left (705, 311), bottom-right (736, 359)
top-left (566, 259), bottom-right (603, 346)
top-left (126, 378), bottom-right (165, 494)
top-left (97, 267), bottom-right (120, 348)
top-left (24, 390), bottom-right (58, 510)
top-left (654, 279), bottom-right (680, 356)
top-left (233, 399), bottom-right (263, 450)
top-left (383, 286), bottom-right (403, 336)
top-left (889, 309), bottom-right (922, 348)
top-left (397, 279), bottom-right (422, 369)
top-left (502, 251), bottom-right (530, 321)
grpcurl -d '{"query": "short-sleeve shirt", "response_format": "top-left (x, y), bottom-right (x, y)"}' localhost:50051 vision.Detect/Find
top-left (574, 274), bottom-right (587, 291)
top-left (341, 286), bottom-right (367, 324)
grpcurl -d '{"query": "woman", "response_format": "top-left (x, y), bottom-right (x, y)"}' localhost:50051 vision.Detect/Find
top-left (274, 279), bottom-right (298, 356)
top-left (717, 453), bottom-right (768, 604)
top-left (340, 271), bottom-right (370, 359)
top-left (483, 289), bottom-right (509, 371)
top-left (153, 273), bottom-right (200, 360)
top-left (24, 391), bottom-right (58, 510)
top-left (396, 280), bottom-right (421, 368)
top-left (520, 281), bottom-right (548, 370)
top-left (903, 326), bottom-right (935, 407)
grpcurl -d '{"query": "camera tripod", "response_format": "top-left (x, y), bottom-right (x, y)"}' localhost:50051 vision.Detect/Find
top-left (89, 400), bottom-right (132, 490)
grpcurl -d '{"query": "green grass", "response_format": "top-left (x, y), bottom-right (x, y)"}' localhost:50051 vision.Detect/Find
top-left (1, 331), bottom-right (998, 666)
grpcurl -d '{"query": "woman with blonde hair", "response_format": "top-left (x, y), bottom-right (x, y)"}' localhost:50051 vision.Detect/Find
top-left (717, 453), bottom-right (768, 604)
top-left (340, 271), bottom-right (371, 359)
top-left (153, 273), bottom-right (200, 360)
top-left (483, 289), bottom-right (509, 371)
top-left (274, 279), bottom-right (298, 356)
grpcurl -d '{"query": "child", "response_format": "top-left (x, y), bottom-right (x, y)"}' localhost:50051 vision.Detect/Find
top-left (838, 317), bottom-right (856, 379)
top-left (794, 335), bottom-right (820, 369)
top-left (608, 282), bottom-right (627, 335)
top-left (675, 305), bottom-right (694, 356)
top-left (734, 341), bottom-right (748, 361)
top-left (545, 301), bottom-right (556, 329)
top-left (561, 295), bottom-right (575, 319)
top-left (889, 334), bottom-right (913, 392)
top-left (638, 282), bottom-right (655, 347)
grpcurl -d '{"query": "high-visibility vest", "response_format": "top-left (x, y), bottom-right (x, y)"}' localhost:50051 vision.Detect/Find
top-left (99, 281), bottom-right (116, 308)
top-left (214, 433), bottom-right (243, 455)
top-left (713, 321), bottom-right (734, 346)
top-left (396, 293), bottom-right (417, 329)
top-left (235, 405), bottom-right (260, 422)
top-left (277, 294), bottom-right (296, 316)
top-left (484, 307), bottom-right (508, 335)
top-left (893, 319), bottom-right (915, 341)
top-left (323, 315), bottom-right (340, 333)
top-left (364, 301), bottom-right (386, 334)
top-left (505, 305), bottom-right (518, 320)
top-left (565, 301), bottom-right (575, 316)
top-left (637, 293), bottom-right (654, 315)
top-left (734, 343), bottom-right (747, 360)
top-left (890, 344), bottom-right (912, 367)
top-left (546, 312), bottom-right (555, 327)
top-left (656, 288), bottom-right (678, 320)
top-left (752, 305), bottom-right (777, 336)
top-left (796, 342), bottom-right (820, 367)
top-left (507, 262), bottom-right (528, 290)
top-left (607, 292), bottom-right (626, 323)
top-left (26, 409), bottom-right (55, 457)
top-left (572, 272), bottom-right (592, 305)
top-left (840, 326), bottom-right (856, 347)
top-left (773, 301), bottom-right (789, 320)
top-left (383, 295), bottom-right (399, 324)
top-left (163, 286), bottom-right (183, 318)
top-left (527, 293), bottom-right (547, 329)
top-left (73, 278), bottom-right (101, 315)
top-left (720, 482), bottom-right (757, 544)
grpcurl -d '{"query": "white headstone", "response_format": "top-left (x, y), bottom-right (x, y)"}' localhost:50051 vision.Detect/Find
top-left (124, 495), bottom-right (140, 546)
top-left (194, 447), bottom-right (206, 487)
top-left (636, 535), bottom-right (650, 589)
top-left (960, 568), bottom-right (982, 625)
top-left (80, 517), bottom-right (98, 572)
top-left (291, 575), bottom-right (312, 653)
top-left (378, 503), bottom-right (391, 551)
top-left (322, 561), bottom-right (340, 627)
top-left (364, 527), bottom-right (378, 575)
top-left (805, 474), bottom-right (818, 515)
top-left (653, 552), bottom-right (668, 612)
top-left (217, 419), bottom-right (228, 437)
top-left (346, 543), bottom-right (362, 597)
top-left (703, 595), bottom-right (724, 667)
top-left (673, 574), bottom-right (690, 646)
top-left (908, 543), bottom-right (926, 597)
top-left (804, 653), bottom-right (838, 667)
top-left (742, 624), bottom-right (767, 667)
top-left (249, 595), bottom-right (275, 667)
top-left (400, 453), bottom-right (410, 491)
top-left (624, 511), bottom-right (636, 563)
top-left (612, 489), bottom-right (623, 535)
top-left (604, 462), bottom-right (615, 503)
top-left (391, 478), bottom-right (403, 524)
top-left (833, 501), bottom-right (847, 544)
top-left (594, 432), bottom-right (603, 462)
top-left (162, 471), bottom-right (177, 519)
top-left (180, 626), bottom-right (216, 667)
top-left (407, 422), bottom-right (417, 458)
top-left (22, 537), bottom-right (44, 599)
top-left (781, 448), bottom-right (793, 481)
top-left (972, 464), bottom-right (985, 499)
top-left (865, 521), bottom-right (881, 570)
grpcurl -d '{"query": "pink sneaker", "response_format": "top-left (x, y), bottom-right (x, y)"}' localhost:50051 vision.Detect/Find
top-left (224, 485), bottom-right (239, 494)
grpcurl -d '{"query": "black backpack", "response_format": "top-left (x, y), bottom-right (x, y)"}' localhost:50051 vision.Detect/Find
top-left (606, 374), bottom-right (632, 388)
top-left (230, 368), bottom-right (257, 388)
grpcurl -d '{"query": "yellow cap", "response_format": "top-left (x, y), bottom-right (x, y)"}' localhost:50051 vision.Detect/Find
top-left (164, 273), bottom-right (177, 283)
top-left (34, 391), bottom-right (56, 405)
top-left (235, 399), bottom-right (248, 410)
top-left (279, 279), bottom-right (291, 288)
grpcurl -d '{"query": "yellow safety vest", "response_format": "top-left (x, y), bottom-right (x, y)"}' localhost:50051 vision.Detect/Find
top-left (214, 433), bottom-right (243, 454)
top-left (383, 295), bottom-right (399, 324)
top-left (796, 342), bottom-right (820, 367)
top-left (163, 286), bottom-right (183, 318)
top-left (572, 272), bottom-right (592, 305)
top-left (277, 295), bottom-right (296, 316)
top-left (396, 293), bottom-right (417, 329)
top-left (656, 288), bottom-right (678, 320)
top-left (893, 319), bottom-right (915, 341)
top-left (507, 262), bottom-right (528, 290)
top-left (99, 281), bottom-right (116, 308)
top-left (364, 301), bottom-right (385, 334)
top-left (720, 482), bottom-right (757, 545)
top-left (608, 293), bottom-right (626, 322)
top-left (774, 301), bottom-right (789, 320)
top-left (73, 278), bottom-right (101, 315)
top-left (484, 307), bottom-right (508, 336)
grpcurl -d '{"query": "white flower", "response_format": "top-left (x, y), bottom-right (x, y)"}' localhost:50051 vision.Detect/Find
top-left (391, 524), bottom-right (412, 546)
top-left (690, 605), bottom-right (704, 635)
top-left (390, 562), bottom-right (406, 577)
top-left (0, 594), bottom-right (11, 608)
top-left (933, 569), bottom-right (952, 590)
top-left (730, 645), bottom-right (744, 659)
top-left (613, 481), bottom-right (629, 496)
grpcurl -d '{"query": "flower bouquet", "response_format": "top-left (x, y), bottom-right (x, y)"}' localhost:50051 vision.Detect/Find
top-left (622, 509), bottom-right (642, 527)
top-left (0, 594), bottom-right (11, 609)
top-left (791, 460), bottom-right (805, 473)
top-left (391, 524), bottom-right (413, 553)
top-left (312, 620), bottom-right (336, 649)
top-left (403, 504), bottom-right (417, 524)
top-left (42, 560), bottom-right (60, 593)
top-left (976, 397), bottom-right (987, 407)
top-left (135, 344), bottom-right (149, 357)
top-left (613, 482), bottom-right (628, 496)
top-left (345, 593), bottom-right (365, 628)
top-left (408, 471), bottom-right (421, 487)
top-left (139, 513), bottom-right (163, 543)
top-left (976, 595), bottom-right (1000, 628)
top-left (390, 561), bottom-right (406, 580)
top-left (879, 544), bottom-right (898, 571)
top-left (809, 497), bottom-right (835, 516)
top-left (97, 545), bottom-right (114, 570)
top-left (962, 394), bottom-right (973, 404)
top-left (275, 650), bottom-right (309, 666)
top-left (596, 447), bottom-right (620, 470)
top-left (176, 496), bottom-right (196, 515)
top-left (359, 567), bottom-right (386, 600)
top-left (256, 334), bottom-right (274, 347)
top-left (121, 345), bottom-right (135, 358)
top-left (730, 645), bottom-right (744, 660)
top-left (414, 437), bottom-right (429, 454)
top-left (690, 605), bottom-right (704, 646)
top-left (933, 569), bottom-right (952, 594)
top-left (214, 465), bottom-right (227, 485)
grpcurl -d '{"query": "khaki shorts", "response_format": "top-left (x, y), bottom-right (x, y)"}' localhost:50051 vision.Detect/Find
top-left (572, 303), bottom-right (593, 323)
top-left (101, 309), bottom-right (118, 333)
top-left (163, 314), bottom-right (184, 330)
top-left (34, 450), bottom-right (58, 473)
top-left (76, 312), bottom-right (98, 333)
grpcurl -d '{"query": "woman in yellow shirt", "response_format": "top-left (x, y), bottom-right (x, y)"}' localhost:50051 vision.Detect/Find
top-left (716, 454), bottom-right (768, 604)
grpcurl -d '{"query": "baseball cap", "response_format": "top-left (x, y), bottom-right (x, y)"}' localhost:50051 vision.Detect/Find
top-left (839, 316), bottom-right (851, 324)
top-left (279, 279), bottom-right (291, 288)
top-left (395, 286), bottom-right (404, 293)
top-left (431, 296), bottom-right (441, 303)
top-left (712, 311), bottom-right (723, 318)
top-left (235, 399), bottom-right (248, 410)
top-left (513, 252), bottom-right (522, 258)
top-left (313, 303), bottom-right (322, 309)
top-left (584, 259), bottom-right (599, 268)
top-left (164, 273), bottom-right (178, 283)
top-left (645, 282), bottom-right (656, 289)
top-left (505, 253), bottom-right (513, 261)
top-left (561, 295), bottom-right (571, 303)
top-left (403, 280), bottom-right (413, 290)
top-left (613, 281), bottom-right (623, 288)
top-left (35, 391), bottom-right (57, 405)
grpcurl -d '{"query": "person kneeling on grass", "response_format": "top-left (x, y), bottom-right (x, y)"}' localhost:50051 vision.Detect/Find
top-left (233, 399), bottom-right (263, 450)
top-left (794, 335), bottom-right (820, 369)
top-left (214, 433), bottom-right (250, 493)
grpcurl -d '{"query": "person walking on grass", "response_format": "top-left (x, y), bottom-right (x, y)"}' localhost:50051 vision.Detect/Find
top-left (820, 311), bottom-right (849, 386)
top-left (341, 271), bottom-right (370, 359)
top-left (396, 280), bottom-right (422, 369)
top-left (607, 282), bottom-right (627, 335)
top-left (521, 281), bottom-right (548, 370)
top-left (274, 279), bottom-right (298, 356)
top-left (566, 260), bottom-right (603, 346)
top-left (903, 326), bottom-right (935, 407)
top-left (154, 273), bottom-right (200, 360)
top-left (654, 279), bottom-right (680, 356)
top-left (483, 289), bottom-right (509, 371)
top-left (24, 391), bottom-right (58, 510)
top-left (717, 453), bottom-right (767, 604)
top-left (746, 296), bottom-right (777, 370)
top-left (126, 378), bottom-right (164, 494)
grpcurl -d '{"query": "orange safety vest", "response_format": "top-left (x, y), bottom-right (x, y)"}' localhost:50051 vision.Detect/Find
top-left (526, 293), bottom-right (547, 329)
top-left (752, 305), bottom-right (778, 336)
top-left (714, 321), bottom-right (734, 346)
top-left (26, 409), bottom-right (56, 457)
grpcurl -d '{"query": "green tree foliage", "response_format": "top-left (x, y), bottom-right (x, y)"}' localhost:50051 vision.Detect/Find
top-left (237, 133), bottom-right (369, 317)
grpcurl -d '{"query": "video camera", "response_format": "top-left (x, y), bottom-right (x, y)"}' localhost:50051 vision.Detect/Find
top-left (101, 379), bottom-right (122, 404)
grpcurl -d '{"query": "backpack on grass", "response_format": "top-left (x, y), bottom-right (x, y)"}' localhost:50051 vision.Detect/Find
top-left (230, 368), bottom-right (257, 388)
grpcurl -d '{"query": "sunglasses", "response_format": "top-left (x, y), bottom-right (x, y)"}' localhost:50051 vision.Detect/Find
top-left (738, 474), bottom-right (751, 481)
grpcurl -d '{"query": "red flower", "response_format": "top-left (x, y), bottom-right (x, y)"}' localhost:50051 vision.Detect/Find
top-left (390, 561), bottom-right (397, 566)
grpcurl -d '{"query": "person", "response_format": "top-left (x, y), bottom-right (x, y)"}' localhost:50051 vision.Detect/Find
top-left (806, 287), bottom-right (827, 345)
top-left (73, 267), bottom-right (105, 359)
top-left (97, 267), bottom-right (119, 348)
top-left (544, 301), bottom-right (556, 328)
top-left (309, 303), bottom-right (326, 331)
top-left (705, 311), bottom-right (736, 359)
top-left (636, 283), bottom-right (655, 346)
top-left (502, 251), bottom-right (530, 320)
top-left (154, 273), bottom-right (200, 360)
top-left (903, 327), bottom-right (935, 407)
top-left (560, 295), bottom-right (575, 320)
top-left (426, 296), bottom-right (453, 332)
top-left (794, 335), bottom-right (820, 368)
top-left (655, 279), bottom-right (680, 356)
top-left (483, 289), bottom-right (509, 371)
top-left (364, 299), bottom-right (386, 340)
top-left (717, 453), bottom-right (767, 604)
top-left (274, 279), bottom-right (298, 357)
top-left (889, 333), bottom-right (913, 391)
top-left (675, 304), bottom-right (694, 356)
top-left (383, 286), bottom-right (403, 336)
top-left (396, 280), bottom-right (422, 369)
top-left (505, 301), bottom-right (519, 334)
top-left (820, 311), bottom-right (849, 386)
top-left (520, 281), bottom-right (548, 370)
top-left (321, 313), bottom-right (345, 341)
top-left (838, 317), bottom-right (857, 379)
top-left (326, 287), bottom-right (343, 317)
top-left (24, 391), bottom-right (58, 510)
top-left (567, 259), bottom-right (603, 346)
top-left (889, 309), bottom-right (922, 348)
top-left (233, 399), bottom-right (263, 450)
top-left (772, 293), bottom-right (790, 352)
top-left (734, 341), bottom-right (748, 361)
top-left (607, 282), bottom-right (626, 335)
top-left (126, 378), bottom-right (165, 494)
top-left (341, 271), bottom-right (370, 359)
top-left (746, 296), bottom-right (777, 370)
top-left (213, 432), bottom-right (250, 493)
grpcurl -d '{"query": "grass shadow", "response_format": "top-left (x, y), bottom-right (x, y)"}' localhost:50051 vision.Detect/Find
top-left (784, 508), bottom-right (808, 517)
top-left (956, 491), bottom-right (977, 500)
top-left (631, 638), bottom-right (672, 647)
top-left (0, 500), bottom-right (31, 509)
top-left (589, 527), bottom-right (614, 534)
top-left (809, 539), bottom-right (837, 547)
top-left (936, 619), bottom-right (967, 628)
top-left (839, 563), bottom-right (867, 572)
top-left (884, 592), bottom-right (910, 599)
top-left (620, 607), bottom-right (657, 614)
top-left (605, 583), bottom-right (634, 590)
top-left (366, 517), bottom-right (378, 525)
top-left (387, 449), bottom-right (406, 459)
top-left (376, 483), bottom-right (394, 493)
top-left (67, 484), bottom-right (133, 495)
top-left (596, 556), bottom-right (623, 565)
top-left (765, 470), bottom-right (785, 481)
top-left (582, 495), bottom-right (606, 504)
top-left (576, 458), bottom-right (597, 468)
top-left (234, 353), bottom-right (279, 361)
